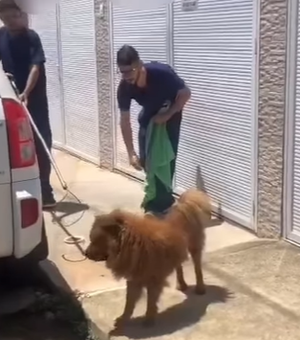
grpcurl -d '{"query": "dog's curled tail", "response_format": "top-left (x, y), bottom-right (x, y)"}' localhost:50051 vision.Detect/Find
top-left (175, 189), bottom-right (212, 228)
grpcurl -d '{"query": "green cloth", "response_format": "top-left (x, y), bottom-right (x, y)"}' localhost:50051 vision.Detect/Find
top-left (142, 121), bottom-right (175, 207)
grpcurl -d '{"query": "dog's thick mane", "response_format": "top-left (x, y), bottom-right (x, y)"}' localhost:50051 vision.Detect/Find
top-left (107, 212), bottom-right (188, 283)
top-left (103, 189), bottom-right (211, 284)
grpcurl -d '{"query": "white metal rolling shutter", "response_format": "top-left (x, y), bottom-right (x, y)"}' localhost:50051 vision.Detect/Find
top-left (30, 8), bottom-right (65, 145)
top-left (111, 6), bottom-right (168, 178)
top-left (173, 0), bottom-right (256, 228)
top-left (59, 0), bottom-right (99, 163)
top-left (289, 2), bottom-right (300, 244)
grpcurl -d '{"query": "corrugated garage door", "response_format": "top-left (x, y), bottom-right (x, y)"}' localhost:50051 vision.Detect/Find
top-left (30, 7), bottom-right (65, 146)
top-left (59, 0), bottom-right (100, 164)
top-left (111, 5), bottom-right (169, 178)
top-left (285, 0), bottom-right (300, 245)
top-left (173, 0), bottom-right (257, 228)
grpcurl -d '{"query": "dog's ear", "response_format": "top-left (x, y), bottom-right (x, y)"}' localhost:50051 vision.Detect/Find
top-left (110, 209), bottom-right (125, 225)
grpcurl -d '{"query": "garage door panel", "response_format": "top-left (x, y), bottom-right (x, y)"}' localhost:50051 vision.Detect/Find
top-left (173, 0), bottom-right (255, 228)
top-left (284, 0), bottom-right (300, 245)
top-left (30, 9), bottom-right (64, 145)
top-left (59, 0), bottom-right (99, 163)
top-left (289, 0), bottom-right (300, 241)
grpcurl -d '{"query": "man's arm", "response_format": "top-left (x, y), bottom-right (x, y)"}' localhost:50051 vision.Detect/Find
top-left (120, 111), bottom-right (135, 157)
top-left (22, 30), bottom-right (46, 98)
top-left (118, 82), bottom-right (141, 170)
top-left (117, 82), bottom-right (135, 156)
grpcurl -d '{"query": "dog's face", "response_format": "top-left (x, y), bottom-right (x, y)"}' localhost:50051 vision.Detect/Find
top-left (85, 211), bottom-right (123, 262)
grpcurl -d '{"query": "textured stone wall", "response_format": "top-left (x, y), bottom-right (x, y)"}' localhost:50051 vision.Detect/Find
top-left (257, 0), bottom-right (288, 237)
top-left (94, 0), bottom-right (114, 169)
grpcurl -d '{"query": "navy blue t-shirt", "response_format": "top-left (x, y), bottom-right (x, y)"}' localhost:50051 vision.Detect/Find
top-left (117, 62), bottom-right (185, 128)
top-left (0, 28), bottom-right (48, 127)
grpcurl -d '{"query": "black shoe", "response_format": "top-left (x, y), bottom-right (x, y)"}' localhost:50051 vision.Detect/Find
top-left (42, 196), bottom-right (56, 209)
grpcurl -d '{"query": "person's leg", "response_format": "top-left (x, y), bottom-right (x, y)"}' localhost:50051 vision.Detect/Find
top-left (144, 112), bottom-right (182, 215)
top-left (34, 124), bottom-right (56, 208)
top-left (28, 97), bottom-right (56, 208)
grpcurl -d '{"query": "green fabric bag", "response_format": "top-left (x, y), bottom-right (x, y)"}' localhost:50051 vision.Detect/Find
top-left (142, 120), bottom-right (175, 207)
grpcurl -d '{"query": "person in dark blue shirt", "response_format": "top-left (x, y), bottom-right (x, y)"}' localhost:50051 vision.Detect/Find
top-left (0, 0), bottom-right (56, 208)
top-left (117, 45), bottom-right (191, 215)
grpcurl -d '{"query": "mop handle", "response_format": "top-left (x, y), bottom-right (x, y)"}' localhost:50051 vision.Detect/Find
top-left (8, 76), bottom-right (68, 190)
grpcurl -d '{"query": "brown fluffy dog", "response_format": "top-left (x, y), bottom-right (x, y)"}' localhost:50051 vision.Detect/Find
top-left (85, 189), bottom-right (211, 329)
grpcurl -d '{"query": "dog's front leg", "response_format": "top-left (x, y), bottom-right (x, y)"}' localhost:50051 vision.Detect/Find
top-left (144, 282), bottom-right (164, 327)
top-left (114, 280), bottom-right (142, 329)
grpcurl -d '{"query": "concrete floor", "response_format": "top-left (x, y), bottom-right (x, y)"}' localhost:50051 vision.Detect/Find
top-left (41, 150), bottom-right (300, 340)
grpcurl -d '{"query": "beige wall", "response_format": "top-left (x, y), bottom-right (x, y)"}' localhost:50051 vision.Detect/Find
top-left (256, 0), bottom-right (287, 238)
top-left (94, 0), bottom-right (114, 170)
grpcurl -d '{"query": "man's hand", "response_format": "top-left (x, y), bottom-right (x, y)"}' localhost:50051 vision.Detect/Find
top-left (152, 113), bottom-right (171, 124)
top-left (129, 153), bottom-right (142, 171)
top-left (153, 86), bottom-right (191, 125)
top-left (19, 92), bottom-right (28, 106)
top-left (152, 105), bottom-right (172, 124)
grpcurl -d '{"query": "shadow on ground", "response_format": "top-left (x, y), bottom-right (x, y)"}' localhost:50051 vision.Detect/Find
top-left (0, 260), bottom-right (95, 340)
top-left (54, 201), bottom-right (90, 215)
top-left (112, 285), bottom-right (232, 339)
top-left (52, 200), bottom-right (90, 225)
top-left (207, 217), bottom-right (223, 228)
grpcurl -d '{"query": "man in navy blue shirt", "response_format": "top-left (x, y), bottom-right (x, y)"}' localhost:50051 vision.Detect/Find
top-left (117, 45), bottom-right (191, 214)
top-left (0, 0), bottom-right (56, 208)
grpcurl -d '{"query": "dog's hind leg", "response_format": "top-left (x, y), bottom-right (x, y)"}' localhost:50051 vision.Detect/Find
top-left (144, 282), bottom-right (164, 327)
top-left (114, 280), bottom-right (143, 328)
top-left (190, 248), bottom-right (206, 295)
top-left (176, 265), bottom-right (188, 292)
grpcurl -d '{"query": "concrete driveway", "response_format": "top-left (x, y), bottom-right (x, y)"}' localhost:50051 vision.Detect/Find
top-left (41, 150), bottom-right (300, 340)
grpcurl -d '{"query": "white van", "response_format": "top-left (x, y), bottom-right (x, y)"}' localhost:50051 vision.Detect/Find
top-left (0, 64), bottom-right (48, 277)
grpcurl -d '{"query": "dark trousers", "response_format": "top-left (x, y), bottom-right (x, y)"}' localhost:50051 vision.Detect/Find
top-left (139, 112), bottom-right (182, 214)
top-left (28, 96), bottom-right (54, 200)
top-left (33, 125), bottom-right (53, 200)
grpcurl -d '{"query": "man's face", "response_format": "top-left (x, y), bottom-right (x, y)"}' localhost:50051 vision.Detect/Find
top-left (0, 8), bottom-right (25, 31)
top-left (118, 62), bottom-right (141, 84)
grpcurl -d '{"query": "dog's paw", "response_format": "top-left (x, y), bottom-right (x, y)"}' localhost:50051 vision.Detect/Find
top-left (176, 282), bottom-right (188, 292)
top-left (194, 285), bottom-right (206, 295)
top-left (114, 315), bottom-right (128, 329)
top-left (109, 328), bottom-right (122, 337)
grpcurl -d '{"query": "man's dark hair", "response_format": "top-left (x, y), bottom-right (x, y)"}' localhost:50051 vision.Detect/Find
top-left (0, 0), bottom-right (21, 13)
top-left (117, 45), bottom-right (140, 66)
